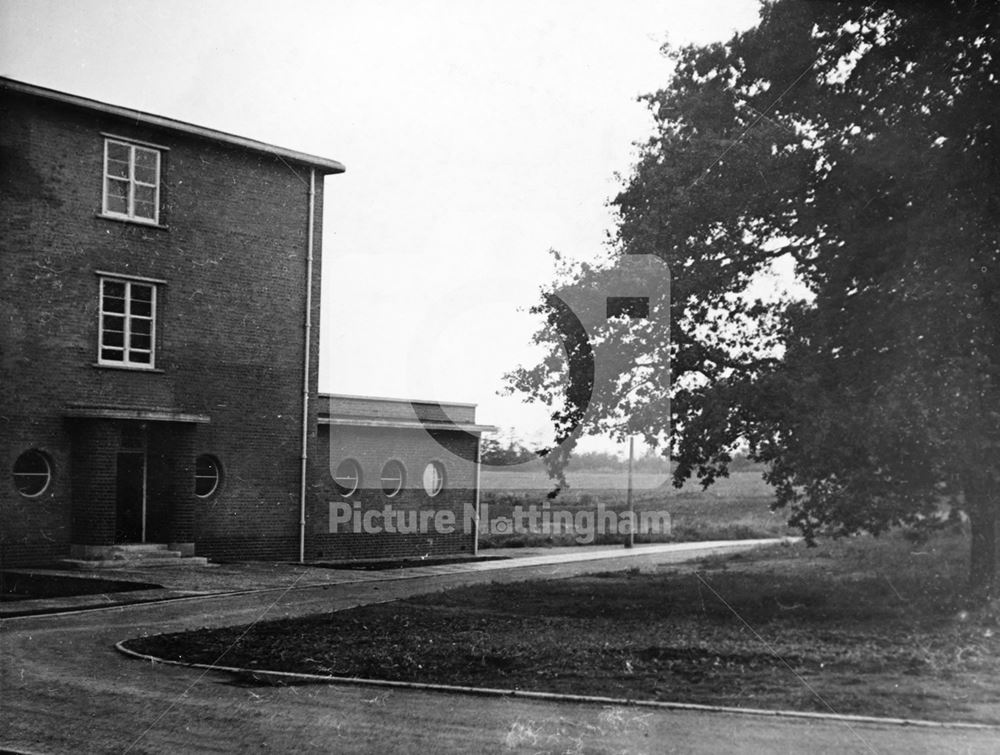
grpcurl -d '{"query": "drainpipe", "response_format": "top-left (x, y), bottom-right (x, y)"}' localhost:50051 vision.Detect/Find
top-left (473, 432), bottom-right (482, 556)
top-left (299, 168), bottom-right (316, 564)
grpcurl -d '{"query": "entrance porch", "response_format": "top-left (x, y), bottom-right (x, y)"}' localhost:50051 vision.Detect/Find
top-left (63, 405), bottom-right (210, 562)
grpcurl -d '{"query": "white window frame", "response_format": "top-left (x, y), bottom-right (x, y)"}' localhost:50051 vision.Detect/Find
top-left (102, 138), bottom-right (162, 224)
top-left (13, 450), bottom-right (52, 498)
top-left (195, 455), bottom-right (222, 498)
top-left (422, 461), bottom-right (445, 498)
top-left (380, 460), bottom-right (406, 498)
top-left (334, 459), bottom-right (362, 497)
top-left (98, 277), bottom-right (158, 369)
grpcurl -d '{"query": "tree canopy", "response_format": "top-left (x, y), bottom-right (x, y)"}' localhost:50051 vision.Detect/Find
top-left (507, 1), bottom-right (1000, 588)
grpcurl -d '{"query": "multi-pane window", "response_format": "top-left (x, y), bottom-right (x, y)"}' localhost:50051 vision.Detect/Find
top-left (103, 139), bottom-right (161, 223)
top-left (99, 278), bottom-right (156, 367)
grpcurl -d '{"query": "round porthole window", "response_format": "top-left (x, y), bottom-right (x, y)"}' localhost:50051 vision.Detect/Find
top-left (195, 455), bottom-right (222, 498)
top-left (13, 450), bottom-right (52, 498)
top-left (422, 461), bottom-right (445, 497)
top-left (334, 458), bottom-right (362, 497)
top-left (381, 460), bottom-right (405, 498)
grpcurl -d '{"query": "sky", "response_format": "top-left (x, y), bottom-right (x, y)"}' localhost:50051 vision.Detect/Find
top-left (0, 0), bottom-right (762, 452)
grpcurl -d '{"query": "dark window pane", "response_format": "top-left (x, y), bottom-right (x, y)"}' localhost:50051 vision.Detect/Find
top-left (131, 284), bottom-right (153, 302)
top-left (105, 195), bottom-right (128, 215)
top-left (106, 158), bottom-right (130, 179)
top-left (105, 178), bottom-right (128, 213)
top-left (133, 185), bottom-right (156, 218)
top-left (130, 351), bottom-right (151, 364)
top-left (106, 141), bottom-right (130, 162)
top-left (195, 455), bottom-right (221, 497)
top-left (134, 165), bottom-right (157, 185)
top-left (334, 459), bottom-right (361, 496)
top-left (134, 147), bottom-right (158, 170)
top-left (101, 348), bottom-right (124, 361)
top-left (196, 456), bottom-right (217, 477)
top-left (130, 334), bottom-right (151, 350)
top-left (103, 331), bottom-right (124, 347)
top-left (131, 299), bottom-right (152, 317)
top-left (104, 280), bottom-right (126, 298)
top-left (102, 314), bottom-right (125, 331)
top-left (15, 452), bottom-right (48, 475)
top-left (381, 460), bottom-right (405, 497)
top-left (103, 297), bottom-right (125, 314)
top-left (13, 450), bottom-right (51, 496)
top-left (130, 318), bottom-right (151, 336)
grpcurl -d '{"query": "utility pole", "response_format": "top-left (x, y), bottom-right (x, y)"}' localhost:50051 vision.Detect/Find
top-left (625, 435), bottom-right (635, 548)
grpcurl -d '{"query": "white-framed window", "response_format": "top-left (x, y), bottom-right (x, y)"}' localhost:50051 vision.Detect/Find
top-left (334, 459), bottom-right (362, 497)
top-left (13, 450), bottom-right (52, 498)
top-left (195, 455), bottom-right (222, 498)
top-left (103, 138), bottom-right (161, 224)
top-left (381, 460), bottom-right (405, 498)
top-left (98, 277), bottom-right (157, 368)
top-left (422, 461), bottom-right (445, 497)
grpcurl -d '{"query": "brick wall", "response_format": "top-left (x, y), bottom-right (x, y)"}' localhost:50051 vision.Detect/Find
top-left (0, 87), bottom-right (328, 566)
top-left (307, 425), bottom-right (480, 560)
top-left (0, 83), bottom-right (484, 568)
top-left (67, 419), bottom-right (118, 545)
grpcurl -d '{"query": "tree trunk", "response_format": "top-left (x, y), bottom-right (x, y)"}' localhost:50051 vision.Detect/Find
top-left (963, 472), bottom-right (998, 594)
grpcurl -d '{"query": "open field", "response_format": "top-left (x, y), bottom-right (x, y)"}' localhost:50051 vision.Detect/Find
top-left (479, 466), bottom-right (788, 547)
top-left (480, 464), bottom-right (773, 497)
top-left (125, 527), bottom-right (1000, 724)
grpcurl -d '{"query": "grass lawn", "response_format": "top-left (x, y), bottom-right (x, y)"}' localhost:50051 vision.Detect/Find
top-left (124, 528), bottom-right (1000, 724)
top-left (479, 466), bottom-right (790, 547)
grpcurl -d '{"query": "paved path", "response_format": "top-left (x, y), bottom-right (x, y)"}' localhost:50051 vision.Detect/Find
top-left (1, 542), bottom-right (996, 754)
top-left (0, 540), bottom-right (786, 618)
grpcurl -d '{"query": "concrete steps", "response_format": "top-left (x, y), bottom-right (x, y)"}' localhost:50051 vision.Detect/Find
top-left (58, 543), bottom-right (210, 570)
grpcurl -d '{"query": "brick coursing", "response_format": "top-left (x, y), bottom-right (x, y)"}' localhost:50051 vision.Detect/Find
top-left (0, 82), bottom-right (482, 567)
top-left (1, 86), bottom-right (324, 566)
top-left (309, 425), bottom-right (479, 560)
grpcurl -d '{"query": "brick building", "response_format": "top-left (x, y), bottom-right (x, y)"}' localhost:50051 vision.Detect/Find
top-left (1, 78), bottom-right (490, 567)
top-left (312, 394), bottom-right (490, 561)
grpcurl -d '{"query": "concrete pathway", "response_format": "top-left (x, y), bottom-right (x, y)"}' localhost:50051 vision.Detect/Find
top-left (1, 540), bottom-right (996, 754)
top-left (0, 540), bottom-right (782, 618)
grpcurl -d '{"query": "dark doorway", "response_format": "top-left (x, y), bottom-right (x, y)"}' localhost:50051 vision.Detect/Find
top-left (115, 452), bottom-right (145, 543)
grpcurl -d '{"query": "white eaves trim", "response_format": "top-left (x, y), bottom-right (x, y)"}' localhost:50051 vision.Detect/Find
top-left (2, 77), bottom-right (346, 174)
top-left (321, 417), bottom-right (499, 434)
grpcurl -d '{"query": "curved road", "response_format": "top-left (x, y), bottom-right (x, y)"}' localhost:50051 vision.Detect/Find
top-left (1, 548), bottom-right (996, 754)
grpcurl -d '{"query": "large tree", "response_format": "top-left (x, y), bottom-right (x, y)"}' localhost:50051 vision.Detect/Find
top-left (507, 1), bottom-right (1000, 589)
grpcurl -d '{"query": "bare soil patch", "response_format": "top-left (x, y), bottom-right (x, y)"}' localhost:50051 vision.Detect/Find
top-left (1, 571), bottom-right (160, 601)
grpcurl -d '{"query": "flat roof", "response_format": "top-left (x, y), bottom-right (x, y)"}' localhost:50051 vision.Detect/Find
top-left (320, 416), bottom-right (498, 434)
top-left (1, 77), bottom-right (345, 175)
top-left (320, 392), bottom-right (478, 409)
top-left (320, 392), bottom-right (493, 432)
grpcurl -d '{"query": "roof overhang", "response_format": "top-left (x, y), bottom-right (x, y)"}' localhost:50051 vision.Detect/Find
top-left (320, 416), bottom-right (497, 434)
top-left (320, 392), bottom-right (477, 408)
top-left (1, 77), bottom-right (345, 175)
